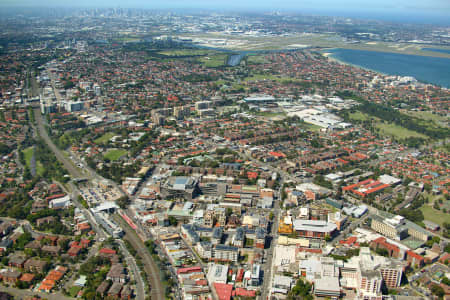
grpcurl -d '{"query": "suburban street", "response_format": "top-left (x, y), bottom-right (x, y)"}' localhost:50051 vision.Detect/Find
top-left (261, 177), bottom-right (282, 300)
top-left (114, 215), bottom-right (165, 300)
top-left (116, 239), bottom-right (146, 300)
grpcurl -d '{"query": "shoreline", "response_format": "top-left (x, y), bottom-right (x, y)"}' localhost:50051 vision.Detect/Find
top-left (321, 50), bottom-right (386, 74)
top-left (321, 49), bottom-right (449, 89)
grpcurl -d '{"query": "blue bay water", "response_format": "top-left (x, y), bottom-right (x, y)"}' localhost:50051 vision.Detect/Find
top-left (326, 48), bottom-right (450, 88)
top-left (423, 48), bottom-right (450, 55)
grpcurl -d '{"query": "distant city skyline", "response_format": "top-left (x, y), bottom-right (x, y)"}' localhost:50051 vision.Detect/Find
top-left (1, 0), bottom-right (449, 25)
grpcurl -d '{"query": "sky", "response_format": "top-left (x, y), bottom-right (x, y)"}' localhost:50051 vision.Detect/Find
top-left (1, 0), bottom-right (449, 25)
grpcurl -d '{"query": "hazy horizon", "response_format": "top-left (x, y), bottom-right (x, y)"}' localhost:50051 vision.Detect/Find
top-left (1, 0), bottom-right (449, 25)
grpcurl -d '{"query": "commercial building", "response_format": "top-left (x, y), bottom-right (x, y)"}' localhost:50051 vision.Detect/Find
top-left (370, 215), bottom-right (408, 241)
top-left (379, 266), bottom-right (403, 288)
top-left (211, 245), bottom-right (238, 262)
top-left (406, 250), bottom-right (425, 268)
top-left (343, 178), bottom-right (391, 198)
top-left (65, 101), bottom-right (84, 112)
top-left (358, 268), bottom-right (382, 300)
top-left (161, 176), bottom-right (199, 200)
top-left (249, 264), bottom-right (261, 286)
top-left (314, 277), bottom-right (341, 299)
top-left (48, 195), bottom-right (71, 209)
top-left (347, 247), bottom-right (406, 299)
top-left (207, 264), bottom-right (228, 284)
top-left (292, 219), bottom-right (337, 239)
top-left (92, 211), bottom-right (124, 238)
top-left (370, 237), bottom-right (403, 259)
top-left (243, 94), bottom-right (276, 104)
top-left (173, 106), bottom-right (190, 120)
top-left (371, 213), bottom-right (431, 242)
top-left (271, 275), bottom-right (293, 295)
top-left (195, 101), bottom-right (212, 110)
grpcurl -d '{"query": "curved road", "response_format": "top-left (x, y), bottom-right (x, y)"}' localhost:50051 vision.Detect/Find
top-left (33, 107), bottom-right (161, 300)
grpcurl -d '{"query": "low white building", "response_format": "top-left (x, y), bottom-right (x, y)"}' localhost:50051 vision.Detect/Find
top-left (49, 195), bottom-right (71, 209)
top-left (207, 264), bottom-right (228, 284)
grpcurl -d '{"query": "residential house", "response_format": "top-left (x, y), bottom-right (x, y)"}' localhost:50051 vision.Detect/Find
top-left (24, 258), bottom-right (48, 273)
top-left (1, 270), bottom-right (21, 284)
top-left (107, 264), bottom-right (126, 283)
top-left (96, 281), bottom-right (110, 297)
top-left (108, 282), bottom-right (123, 298)
top-left (42, 245), bottom-right (61, 255)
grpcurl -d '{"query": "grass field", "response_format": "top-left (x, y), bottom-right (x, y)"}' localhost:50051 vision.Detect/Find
top-left (244, 73), bottom-right (288, 82)
top-left (230, 83), bottom-right (246, 91)
top-left (157, 49), bottom-right (227, 67)
top-left (375, 122), bottom-right (427, 139)
top-left (420, 205), bottom-right (450, 227)
top-left (348, 111), bottom-right (371, 121)
top-left (23, 147), bottom-right (44, 175)
top-left (23, 147), bottom-right (33, 165)
top-left (158, 49), bottom-right (214, 57)
top-left (69, 286), bottom-right (82, 297)
top-left (251, 111), bottom-right (287, 118)
top-left (95, 132), bottom-right (115, 144)
top-left (303, 123), bottom-right (322, 132)
top-left (214, 79), bottom-right (227, 86)
top-left (104, 149), bottom-right (127, 161)
top-left (247, 54), bottom-right (269, 64)
top-left (244, 73), bottom-right (313, 86)
top-left (406, 111), bottom-right (449, 123)
top-left (199, 54), bottom-right (228, 67)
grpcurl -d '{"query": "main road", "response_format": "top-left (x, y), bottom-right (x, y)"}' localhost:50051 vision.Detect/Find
top-left (261, 177), bottom-right (283, 300)
top-left (32, 107), bottom-right (154, 300)
top-left (33, 107), bottom-right (83, 179)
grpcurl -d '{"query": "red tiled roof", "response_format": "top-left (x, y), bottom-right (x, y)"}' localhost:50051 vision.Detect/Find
top-left (247, 172), bottom-right (258, 179)
top-left (407, 250), bottom-right (424, 261)
top-left (340, 236), bottom-right (357, 245)
top-left (233, 288), bottom-right (256, 297)
top-left (99, 248), bottom-right (116, 255)
top-left (269, 151), bottom-right (286, 158)
top-left (214, 283), bottom-right (233, 300)
top-left (20, 273), bottom-right (35, 282)
top-left (195, 279), bottom-right (208, 286)
top-left (177, 266), bottom-right (202, 274)
top-left (236, 269), bottom-right (244, 282)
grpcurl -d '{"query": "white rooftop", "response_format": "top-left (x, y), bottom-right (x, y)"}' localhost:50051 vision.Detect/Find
top-left (315, 276), bottom-right (340, 293)
top-left (293, 219), bottom-right (337, 233)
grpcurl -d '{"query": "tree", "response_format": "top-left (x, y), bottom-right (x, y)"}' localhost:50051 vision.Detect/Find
top-left (398, 208), bottom-right (423, 223)
top-left (116, 196), bottom-right (130, 209)
top-left (441, 277), bottom-right (450, 286)
top-left (225, 208), bottom-right (233, 217)
top-left (14, 232), bottom-right (32, 250)
top-left (0, 143), bottom-right (11, 155)
top-left (375, 248), bottom-right (389, 257)
top-left (288, 278), bottom-right (313, 300)
top-left (430, 284), bottom-right (445, 298)
top-left (310, 138), bottom-right (322, 148)
top-left (168, 216), bottom-right (178, 226)
top-left (434, 202), bottom-right (441, 210)
top-left (313, 175), bottom-right (333, 189)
